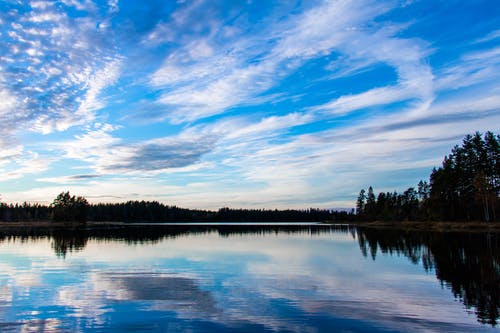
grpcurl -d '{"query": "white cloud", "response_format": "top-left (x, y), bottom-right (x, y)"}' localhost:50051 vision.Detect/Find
top-left (150, 0), bottom-right (432, 125)
top-left (435, 46), bottom-right (500, 91)
top-left (143, 22), bottom-right (176, 46)
top-left (52, 122), bottom-right (215, 177)
top-left (0, 147), bottom-right (53, 181)
top-left (108, 0), bottom-right (119, 13)
top-left (463, 46), bottom-right (500, 61)
top-left (312, 85), bottom-right (412, 115)
top-left (271, 1), bottom-right (388, 59)
top-left (223, 113), bottom-right (314, 140)
top-left (29, 1), bottom-right (54, 10)
top-left (76, 58), bottom-right (122, 121)
top-left (474, 29), bottom-right (500, 43)
top-left (2, 1), bottom-right (122, 137)
top-left (157, 62), bottom-right (277, 123)
top-left (26, 11), bottom-right (65, 23)
top-left (37, 174), bottom-right (101, 184)
top-left (59, 122), bottom-right (122, 166)
top-left (0, 86), bottom-right (18, 117)
top-left (59, 0), bottom-right (97, 12)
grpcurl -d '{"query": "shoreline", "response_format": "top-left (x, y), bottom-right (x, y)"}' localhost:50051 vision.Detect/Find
top-left (351, 220), bottom-right (500, 232)
top-left (0, 220), bottom-right (499, 232)
top-left (0, 221), bottom-right (327, 228)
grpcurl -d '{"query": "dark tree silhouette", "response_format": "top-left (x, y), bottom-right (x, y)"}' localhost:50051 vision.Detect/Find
top-left (429, 132), bottom-right (499, 221)
top-left (356, 189), bottom-right (366, 216)
top-left (1, 197), bottom-right (355, 223)
top-left (51, 191), bottom-right (89, 223)
top-left (357, 132), bottom-right (500, 222)
top-left (365, 186), bottom-right (376, 220)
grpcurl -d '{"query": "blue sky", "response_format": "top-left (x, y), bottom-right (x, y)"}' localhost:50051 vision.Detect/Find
top-left (0, 0), bottom-right (499, 209)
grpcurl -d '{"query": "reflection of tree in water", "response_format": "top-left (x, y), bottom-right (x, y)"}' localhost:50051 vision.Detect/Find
top-left (51, 229), bottom-right (88, 258)
top-left (0, 224), bottom-right (349, 255)
top-left (355, 227), bottom-right (500, 326)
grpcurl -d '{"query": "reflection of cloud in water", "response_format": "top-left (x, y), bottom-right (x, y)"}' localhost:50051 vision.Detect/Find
top-left (0, 322), bottom-right (23, 331)
top-left (234, 240), bottom-right (491, 332)
top-left (301, 299), bottom-right (483, 333)
top-left (20, 318), bottom-right (61, 333)
top-left (100, 272), bottom-right (219, 315)
top-left (14, 272), bottom-right (40, 288)
top-left (0, 286), bottom-right (12, 304)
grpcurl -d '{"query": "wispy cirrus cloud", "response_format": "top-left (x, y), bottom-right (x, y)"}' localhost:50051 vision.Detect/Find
top-left (435, 46), bottom-right (500, 91)
top-left (37, 174), bottom-right (101, 184)
top-left (148, 1), bottom-right (392, 123)
top-left (149, 0), bottom-right (432, 125)
top-left (0, 147), bottom-right (53, 181)
top-left (474, 28), bottom-right (500, 44)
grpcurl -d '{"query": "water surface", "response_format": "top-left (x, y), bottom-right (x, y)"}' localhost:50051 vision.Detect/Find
top-left (0, 224), bottom-right (498, 332)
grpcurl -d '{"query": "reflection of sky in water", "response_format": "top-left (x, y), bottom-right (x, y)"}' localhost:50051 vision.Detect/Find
top-left (0, 231), bottom-right (496, 332)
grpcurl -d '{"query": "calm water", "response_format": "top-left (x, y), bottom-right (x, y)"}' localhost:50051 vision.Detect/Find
top-left (0, 224), bottom-right (498, 332)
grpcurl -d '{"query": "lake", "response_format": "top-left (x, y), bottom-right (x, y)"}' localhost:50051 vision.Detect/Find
top-left (0, 224), bottom-right (498, 332)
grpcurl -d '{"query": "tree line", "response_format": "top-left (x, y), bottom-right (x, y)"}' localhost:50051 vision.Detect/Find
top-left (87, 202), bottom-right (351, 222)
top-left (0, 192), bottom-right (356, 223)
top-left (357, 131), bottom-right (500, 222)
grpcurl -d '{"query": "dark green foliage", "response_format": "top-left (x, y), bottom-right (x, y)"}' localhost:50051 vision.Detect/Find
top-left (417, 180), bottom-right (430, 200)
top-left (1, 197), bottom-right (356, 223)
top-left (0, 201), bottom-right (51, 221)
top-left (51, 191), bottom-right (89, 223)
top-left (429, 132), bottom-right (499, 221)
top-left (86, 202), bottom-right (355, 223)
top-left (365, 186), bottom-right (376, 220)
top-left (357, 131), bottom-right (500, 222)
top-left (356, 189), bottom-right (366, 215)
top-left (357, 187), bottom-right (415, 221)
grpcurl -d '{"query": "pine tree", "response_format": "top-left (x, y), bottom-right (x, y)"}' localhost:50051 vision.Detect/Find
top-left (356, 189), bottom-right (366, 216)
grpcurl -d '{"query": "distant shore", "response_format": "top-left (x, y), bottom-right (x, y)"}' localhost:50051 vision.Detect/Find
top-left (0, 221), bottom-right (122, 227)
top-left (1, 220), bottom-right (499, 232)
top-left (0, 221), bottom-right (325, 228)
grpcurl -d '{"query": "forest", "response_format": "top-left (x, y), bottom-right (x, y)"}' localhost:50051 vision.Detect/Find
top-left (357, 131), bottom-right (500, 222)
top-left (0, 191), bottom-right (355, 223)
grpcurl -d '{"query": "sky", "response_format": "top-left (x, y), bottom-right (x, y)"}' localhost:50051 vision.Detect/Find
top-left (0, 0), bottom-right (499, 209)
